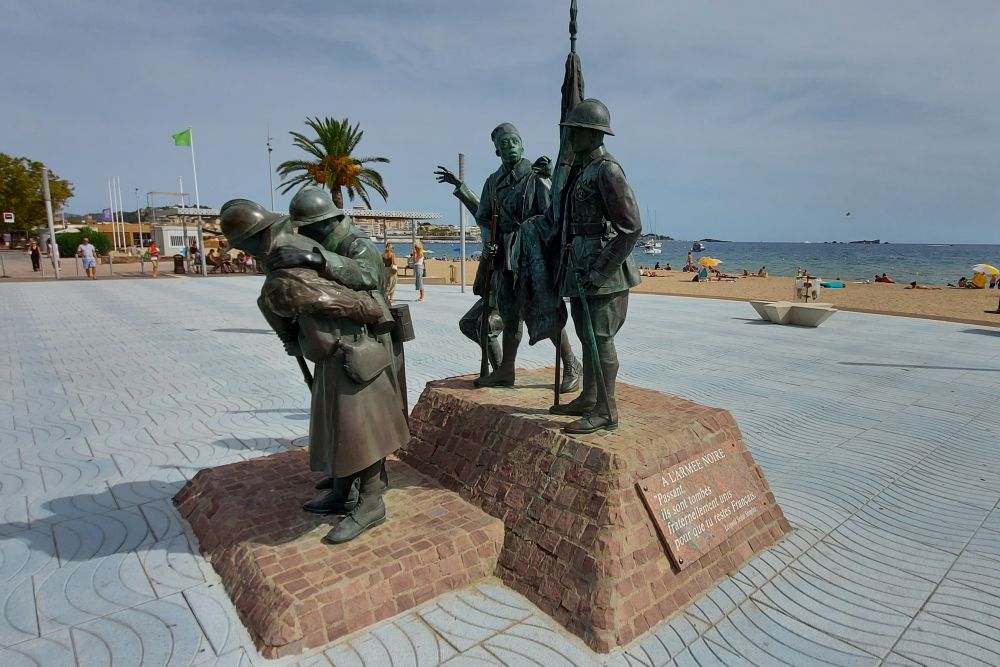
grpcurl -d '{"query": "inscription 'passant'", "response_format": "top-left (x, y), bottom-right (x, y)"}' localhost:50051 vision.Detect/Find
top-left (637, 446), bottom-right (768, 570)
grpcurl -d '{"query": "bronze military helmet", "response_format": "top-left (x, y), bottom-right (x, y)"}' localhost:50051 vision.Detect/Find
top-left (289, 186), bottom-right (342, 225)
top-left (560, 98), bottom-right (614, 136)
top-left (219, 199), bottom-right (276, 247)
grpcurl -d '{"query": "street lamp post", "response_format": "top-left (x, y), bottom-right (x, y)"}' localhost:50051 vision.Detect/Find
top-left (459, 153), bottom-right (466, 293)
top-left (42, 168), bottom-right (60, 279)
top-left (267, 125), bottom-right (275, 211)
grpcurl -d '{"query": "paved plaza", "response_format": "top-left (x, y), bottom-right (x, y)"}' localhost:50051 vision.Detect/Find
top-left (1, 277), bottom-right (998, 666)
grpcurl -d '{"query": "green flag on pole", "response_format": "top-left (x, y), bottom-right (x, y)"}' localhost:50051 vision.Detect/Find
top-left (172, 128), bottom-right (192, 146)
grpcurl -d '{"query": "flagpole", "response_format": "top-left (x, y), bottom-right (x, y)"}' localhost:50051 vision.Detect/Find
top-left (115, 176), bottom-right (125, 249)
top-left (187, 128), bottom-right (207, 275)
top-left (188, 126), bottom-right (201, 208)
top-left (108, 180), bottom-right (119, 250)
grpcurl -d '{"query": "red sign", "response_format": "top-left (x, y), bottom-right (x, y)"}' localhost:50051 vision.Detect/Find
top-left (2, 212), bottom-right (13, 224)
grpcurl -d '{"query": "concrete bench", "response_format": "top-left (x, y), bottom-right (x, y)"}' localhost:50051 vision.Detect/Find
top-left (751, 301), bottom-right (836, 327)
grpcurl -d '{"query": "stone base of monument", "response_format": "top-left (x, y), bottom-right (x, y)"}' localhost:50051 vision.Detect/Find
top-left (174, 452), bottom-right (504, 658)
top-left (399, 368), bottom-right (790, 653)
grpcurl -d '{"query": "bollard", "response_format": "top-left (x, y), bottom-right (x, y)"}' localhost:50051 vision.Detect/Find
top-left (139, 255), bottom-right (145, 275)
top-left (109, 254), bottom-right (114, 276)
top-left (0, 254), bottom-right (7, 278)
top-left (74, 257), bottom-right (79, 277)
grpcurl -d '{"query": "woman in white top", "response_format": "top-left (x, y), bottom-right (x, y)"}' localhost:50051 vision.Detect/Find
top-left (412, 240), bottom-right (426, 302)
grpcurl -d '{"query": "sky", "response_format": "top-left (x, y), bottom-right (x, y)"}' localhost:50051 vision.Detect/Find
top-left (3, 0), bottom-right (999, 244)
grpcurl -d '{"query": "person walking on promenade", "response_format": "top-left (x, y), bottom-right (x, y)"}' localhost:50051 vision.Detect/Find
top-left (29, 240), bottom-right (41, 272)
top-left (148, 241), bottom-right (160, 278)
top-left (412, 240), bottom-right (426, 301)
top-left (382, 243), bottom-right (398, 303)
top-left (77, 236), bottom-right (98, 280)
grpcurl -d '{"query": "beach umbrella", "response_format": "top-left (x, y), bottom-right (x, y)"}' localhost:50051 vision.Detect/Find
top-left (697, 257), bottom-right (722, 267)
top-left (972, 264), bottom-right (999, 275)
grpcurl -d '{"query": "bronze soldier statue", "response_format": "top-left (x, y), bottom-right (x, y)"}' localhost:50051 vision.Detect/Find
top-left (225, 190), bottom-right (410, 543)
top-left (436, 123), bottom-right (580, 391)
top-left (548, 99), bottom-right (641, 434)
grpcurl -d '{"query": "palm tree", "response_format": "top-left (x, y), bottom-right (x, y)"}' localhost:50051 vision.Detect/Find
top-left (276, 117), bottom-right (389, 209)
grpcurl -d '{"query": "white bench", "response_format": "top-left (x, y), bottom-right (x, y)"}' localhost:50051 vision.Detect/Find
top-left (751, 301), bottom-right (836, 327)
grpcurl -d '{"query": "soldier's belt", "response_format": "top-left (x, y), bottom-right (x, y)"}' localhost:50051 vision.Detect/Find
top-left (570, 222), bottom-right (606, 237)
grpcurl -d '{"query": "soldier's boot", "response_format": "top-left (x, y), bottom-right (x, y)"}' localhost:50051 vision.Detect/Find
top-left (474, 331), bottom-right (520, 387)
top-left (563, 343), bottom-right (619, 434)
top-left (324, 461), bottom-right (387, 544)
top-left (303, 475), bottom-right (360, 515)
top-left (315, 476), bottom-right (334, 490)
top-left (550, 347), bottom-right (596, 415)
top-left (557, 330), bottom-right (582, 394)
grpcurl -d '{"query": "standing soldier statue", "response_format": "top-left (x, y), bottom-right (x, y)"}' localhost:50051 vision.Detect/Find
top-left (549, 99), bottom-right (642, 434)
top-left (435, 124), bottom-right (581, 392)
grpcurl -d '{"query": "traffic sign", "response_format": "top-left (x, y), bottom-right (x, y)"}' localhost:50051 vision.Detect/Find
top-left (2, 212), bottom-right (13, 224)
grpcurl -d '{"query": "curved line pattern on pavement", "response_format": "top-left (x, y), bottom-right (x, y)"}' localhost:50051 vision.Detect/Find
top-left (0, 281), bottom-right (997, 666)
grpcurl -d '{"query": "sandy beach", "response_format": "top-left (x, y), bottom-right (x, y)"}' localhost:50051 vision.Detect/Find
top-left (418, 260), bottom-right (1000, 328)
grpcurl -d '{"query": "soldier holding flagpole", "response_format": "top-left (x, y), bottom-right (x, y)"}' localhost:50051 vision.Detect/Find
top-left (547, 1), bottom-right (643, 434)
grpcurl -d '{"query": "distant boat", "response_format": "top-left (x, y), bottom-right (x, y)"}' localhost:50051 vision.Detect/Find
top-left (640, 239), bottom-right (662, 254)
top-left (850, 239), bottom-right (880, 244)
top-left (691, 242), bottom-right (705, 252)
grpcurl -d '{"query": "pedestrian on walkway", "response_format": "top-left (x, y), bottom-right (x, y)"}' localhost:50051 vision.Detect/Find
top-left (382, 243), bottom-right (398, 303)
top-left (77, 236), bottom-right (98, 280)
top-left (29, 240), bottom-right (41, 272)
top-left (147, 241), bottom-right (160, 278)
top-left (412, 240), bottom-right (425, 301)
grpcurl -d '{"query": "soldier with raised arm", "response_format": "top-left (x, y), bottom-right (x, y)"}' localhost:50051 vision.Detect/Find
top-left (434, 124), bottom-right (580, 392)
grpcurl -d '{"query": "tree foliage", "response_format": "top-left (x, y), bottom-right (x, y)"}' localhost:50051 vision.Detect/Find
top-left (0, 154), bottom-right (74, 234)
top-left (277, 117), bottom-right (389, 209)
top-left (55, 226), bottom-right (110, 258)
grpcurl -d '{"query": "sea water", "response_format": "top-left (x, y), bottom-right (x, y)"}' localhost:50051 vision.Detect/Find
top-left (384, 240), bottom-right (1000, 286)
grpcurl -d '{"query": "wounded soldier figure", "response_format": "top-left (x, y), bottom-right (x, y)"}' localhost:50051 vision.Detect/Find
top-left (220, 195), bottom-right (408, 544)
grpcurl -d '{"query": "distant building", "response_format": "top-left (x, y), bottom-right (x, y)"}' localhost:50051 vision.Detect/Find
top-left (170, 206), bottom-right (443, 241)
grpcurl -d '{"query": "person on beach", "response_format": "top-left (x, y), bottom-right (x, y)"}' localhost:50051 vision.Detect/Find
top-left (77, 236), bottom-right (98, 279)
top-left (757, 266), bottom-right (768, 277)
top-left (147, 241), bottom-right (160, 278)
top-left (906, 281), bottom-right (940, 290)
top-left (29, 240), bottom-right (41, 271)
top-left (875, 273), bottom-right (894, 283)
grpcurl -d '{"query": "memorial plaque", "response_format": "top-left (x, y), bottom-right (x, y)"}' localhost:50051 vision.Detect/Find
top-left (637, 446), bottom-right (771, 570)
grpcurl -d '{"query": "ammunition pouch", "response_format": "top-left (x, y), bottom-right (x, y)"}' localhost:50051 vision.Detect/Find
top-left (342, 334), bottom-right (390, 384)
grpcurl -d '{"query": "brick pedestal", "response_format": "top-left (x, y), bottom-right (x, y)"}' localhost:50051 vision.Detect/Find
top-left (174, 452), bottom-right (504, 658)
top-left (399, 368), bottom-right (789, 652)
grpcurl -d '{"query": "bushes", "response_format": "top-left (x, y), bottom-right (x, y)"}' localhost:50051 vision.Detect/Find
top-left (55, 227), bottom-right (110, 258)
